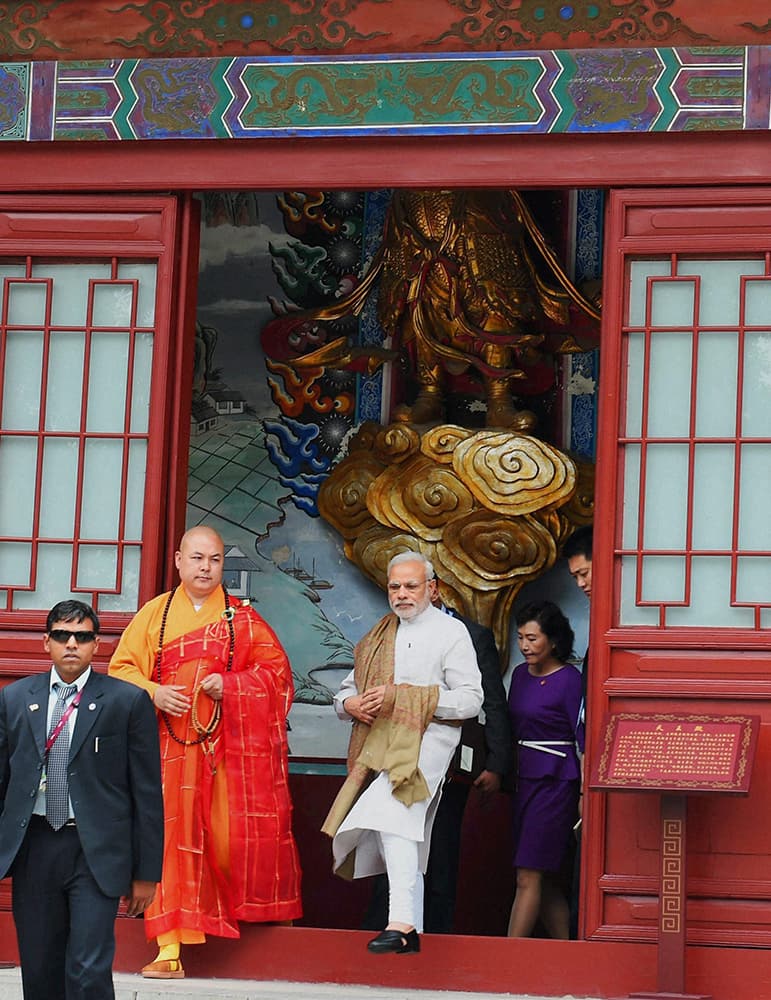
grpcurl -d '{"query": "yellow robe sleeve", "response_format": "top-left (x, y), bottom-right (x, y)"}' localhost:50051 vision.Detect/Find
top-left (108, 594), bottom-right (165, 699)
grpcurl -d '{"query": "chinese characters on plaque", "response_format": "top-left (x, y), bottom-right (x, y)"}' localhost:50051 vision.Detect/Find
top-left (591, 713), bottom-right (758, 794)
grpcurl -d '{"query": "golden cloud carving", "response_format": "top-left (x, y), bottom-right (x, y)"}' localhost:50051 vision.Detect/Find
top-left (373, 422), bottom-right (421, 464)
top-left (349, 420), bottom-right (382, 454)
top-left (316, 451), bottom-right (383, 539)
top-left (351, 525), bottom-right (433, 589)
top-left (561, 457), bottom-right (595, 526)
top-left (436, 512), bottom-right (556, 591)
top-left (453, 433), bottom-right (576, 515)
top-left (318, 423), bottom-right (592, 660)
top-left (421, 424), bottom-right (473, 465)
top-left (367, 454), bottom-right (476, 541)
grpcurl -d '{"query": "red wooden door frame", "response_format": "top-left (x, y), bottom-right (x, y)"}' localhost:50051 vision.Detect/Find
top-left (587, 186), bottom-right (771, 947)
top-left (0, 130), bottom-right (768, 193)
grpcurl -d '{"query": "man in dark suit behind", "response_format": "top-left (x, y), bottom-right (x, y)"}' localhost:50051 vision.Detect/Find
top-left (0, 600), bottom-right (164, 1000)
top-left (424, 605), bottom-right (513, 933)
top-left (563, 524), bottom-right (593, 939)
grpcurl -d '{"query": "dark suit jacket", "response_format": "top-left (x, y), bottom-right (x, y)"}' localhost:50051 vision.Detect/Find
top-left (0, 668), bottom-right (163, 898)
top-left (451, 611), bottom-right (514, 778)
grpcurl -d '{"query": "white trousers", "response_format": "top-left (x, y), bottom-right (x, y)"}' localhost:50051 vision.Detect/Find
top-left (379, 831), bottom-right (424, 931)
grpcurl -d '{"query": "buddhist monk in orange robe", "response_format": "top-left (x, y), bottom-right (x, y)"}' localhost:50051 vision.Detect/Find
top-left (109, 525), bottom-right (301, 979)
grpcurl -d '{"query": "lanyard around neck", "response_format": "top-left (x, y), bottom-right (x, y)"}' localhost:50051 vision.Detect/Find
top-left (45, 689), bottom-right (83, 756)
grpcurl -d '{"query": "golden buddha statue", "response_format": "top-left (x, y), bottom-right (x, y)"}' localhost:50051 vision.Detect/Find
top-left (264, 188), bottom-right (600, 428)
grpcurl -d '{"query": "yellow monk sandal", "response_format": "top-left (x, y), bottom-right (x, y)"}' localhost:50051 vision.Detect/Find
top-left (141, 958), bottom-right (185, 979)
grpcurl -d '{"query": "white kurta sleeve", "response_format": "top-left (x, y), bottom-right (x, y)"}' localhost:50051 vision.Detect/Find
top-left (434, 630), bottom-right (484, 721)
top-left (333, 667), bottom-right (358, 720)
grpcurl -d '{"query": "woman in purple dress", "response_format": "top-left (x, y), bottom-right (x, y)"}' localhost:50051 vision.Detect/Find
top-left (507, 600), bottom-right (584, 938)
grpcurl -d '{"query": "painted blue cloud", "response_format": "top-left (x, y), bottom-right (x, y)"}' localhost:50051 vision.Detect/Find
top-left (264, 416), bottom-right (333, 515)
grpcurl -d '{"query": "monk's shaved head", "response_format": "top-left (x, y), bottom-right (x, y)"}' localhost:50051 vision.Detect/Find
top-left (178, 525), bottom-right (224, 553)
top-left (175, 525), bottom-right (225, 603)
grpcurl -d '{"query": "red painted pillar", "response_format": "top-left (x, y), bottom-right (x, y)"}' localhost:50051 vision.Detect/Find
top-left (631, 794), bottom-right (710, 1000)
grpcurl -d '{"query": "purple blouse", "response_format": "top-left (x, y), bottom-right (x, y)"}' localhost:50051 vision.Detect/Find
top-left (508, 661), bottom-right (584, 781)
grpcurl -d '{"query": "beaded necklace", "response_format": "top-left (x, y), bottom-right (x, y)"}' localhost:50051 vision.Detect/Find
top-left (155, 584), bottom-right (236, 749)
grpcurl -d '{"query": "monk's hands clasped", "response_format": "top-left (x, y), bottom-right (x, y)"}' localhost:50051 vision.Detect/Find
top-left (199, 672), bottom-right (224, 701)
top-left (345, 684), bottom-right (387, 725)
top-left (153, 684), bottom-right (191, 716)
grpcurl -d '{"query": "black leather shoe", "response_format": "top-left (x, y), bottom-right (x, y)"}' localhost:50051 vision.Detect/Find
top-left (367, 929), bottom-right (420, 954)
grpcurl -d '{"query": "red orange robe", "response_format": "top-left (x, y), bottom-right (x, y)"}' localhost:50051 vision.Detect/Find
top-left (109, 587), bottom-right (302, 939)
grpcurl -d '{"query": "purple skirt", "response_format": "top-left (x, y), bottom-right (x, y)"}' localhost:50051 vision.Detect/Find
top-left (513, 776), bottom-right (580, 873)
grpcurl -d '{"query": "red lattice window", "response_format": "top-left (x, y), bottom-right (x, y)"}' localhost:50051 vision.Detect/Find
top-left (617, 254), bottom-right (771, 630)
top-left (0, 196), bottom-right (191, 629)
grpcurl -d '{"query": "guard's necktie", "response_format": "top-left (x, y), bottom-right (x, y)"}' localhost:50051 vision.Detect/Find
top-left (46, 683), bottom-right (77, 830)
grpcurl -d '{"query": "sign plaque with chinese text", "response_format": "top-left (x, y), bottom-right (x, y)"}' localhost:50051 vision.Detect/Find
top-left (590, 713), bottom-right (759, 794)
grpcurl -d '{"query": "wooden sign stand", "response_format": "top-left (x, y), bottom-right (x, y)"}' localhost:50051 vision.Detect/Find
top-left (590, 713), bottom-right (760, 1000)
top-left (628, 793), bottom-right (709, 1000)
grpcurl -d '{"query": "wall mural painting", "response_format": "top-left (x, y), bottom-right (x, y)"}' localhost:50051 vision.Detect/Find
top-left (192, 190), bottom-right (388, 759)
top-left (191, 188), bottom-right (599, 758)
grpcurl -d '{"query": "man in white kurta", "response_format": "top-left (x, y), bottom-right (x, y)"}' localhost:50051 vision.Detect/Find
top-left (329, 552), bottom-right (482, 953)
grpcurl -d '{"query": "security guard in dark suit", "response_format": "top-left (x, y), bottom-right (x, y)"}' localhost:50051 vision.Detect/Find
top-left (0, 599), bottom-right (163, 1000)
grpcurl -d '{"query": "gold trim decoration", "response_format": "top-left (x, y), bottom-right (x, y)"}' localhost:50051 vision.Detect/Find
top-left (561, 457), bottom-right (595, 526)
top-left (661, 818), bottom-right (683, 934)
top-left (436, 510), bottom-right (558, 648)
top-left (437, 511), bottom-right (556, 590)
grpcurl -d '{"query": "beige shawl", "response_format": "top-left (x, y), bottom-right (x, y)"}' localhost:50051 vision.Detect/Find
top-left (321, 612), bottom-right (439, 840)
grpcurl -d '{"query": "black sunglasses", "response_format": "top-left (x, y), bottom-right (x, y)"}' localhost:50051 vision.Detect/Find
top-left (48, 629), bottom-right (97, 645)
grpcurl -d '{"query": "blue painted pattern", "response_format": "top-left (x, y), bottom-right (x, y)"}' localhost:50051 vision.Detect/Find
top-left (1, 46), bottom-right (767, 141)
